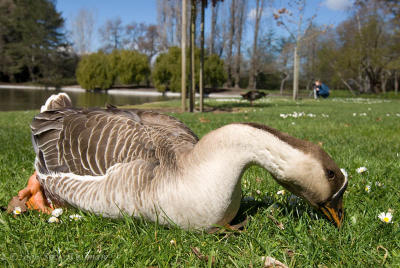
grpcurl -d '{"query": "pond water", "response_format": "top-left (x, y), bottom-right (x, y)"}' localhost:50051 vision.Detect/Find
top-left (0, 88), bottom-right (175, 111)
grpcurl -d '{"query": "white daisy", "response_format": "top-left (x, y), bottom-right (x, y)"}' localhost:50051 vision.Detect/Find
top-left (69, 214), bottom-right (82, 221)
top-left (48, 216), bottom-right (59, 223)
top-left (356, 167), bottom-right (368, 174)
top-left (51, 208), bottom-right (63, 217)
top-left (378, 212), bottom-right (393, 223)
top-left (13, 206), bottom-right (22, 215)
top-left (365, 185), bottom-right (371, 193)
top-left (277, 190), bottom-right (285, 195)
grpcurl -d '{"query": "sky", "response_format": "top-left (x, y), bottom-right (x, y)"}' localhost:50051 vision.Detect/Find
top-left (56, 0), bottom-right (354, 52)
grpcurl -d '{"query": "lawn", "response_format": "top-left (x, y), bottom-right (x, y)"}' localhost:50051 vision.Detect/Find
top-left (0, 96), bottom-right (399, 267)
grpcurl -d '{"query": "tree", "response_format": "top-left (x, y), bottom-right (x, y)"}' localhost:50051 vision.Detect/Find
top-left (0, 0), bottom-right (71, 83)
top-left (274, 1), bottom-right (320, 99)
top-left (233, 0), bottom-right (247, 89)
top-left (116, 50), bottom-right (150, 85)
top-left (225, 0), bottom-right (236, 87)
top-left (70, 8), bottom-right (94, 55)
top-left (248, 0), bottom-right (266, 89)
top-left (76, 52), bottom-right (115, 90)
top-left (152, 46), bottom-right (226, 93)
top-left (156, 0), bottom-right (182, 50)
top-left (99, 17), bottom-right (124, 53)
top-left (124, 22), bottom-right (160, 63)
top-left (189, 0), bottom-right (197, 112)
top-left (181, 0), bottom-right (188, 112)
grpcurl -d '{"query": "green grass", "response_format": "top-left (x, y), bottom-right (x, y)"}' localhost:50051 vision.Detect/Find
top-left (0, 97), bottom-right (399, 267)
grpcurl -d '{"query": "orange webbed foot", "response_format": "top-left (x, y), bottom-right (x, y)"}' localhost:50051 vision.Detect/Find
top-left (14, 171), bottom-right (53, 214)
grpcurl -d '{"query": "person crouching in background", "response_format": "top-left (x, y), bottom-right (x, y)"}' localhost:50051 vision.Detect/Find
top-left (313, 80), bottom-right (330, 99)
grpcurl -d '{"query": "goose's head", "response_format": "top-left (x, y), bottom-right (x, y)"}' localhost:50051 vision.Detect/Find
top-left (243, 123), bottom-right (348, 227)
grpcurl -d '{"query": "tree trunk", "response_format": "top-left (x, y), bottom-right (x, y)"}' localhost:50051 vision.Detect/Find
top-left (210, 2), bottom-right (218, 55)
top-left (292, 45), bottom-right (299, 100)
top-left (181, 0), bottom-right (187, 112)
top-left (199, 0), bottom-right (205, 112)
top-left (226, 0), bottom-right (236, 88)
top-left (395, 71), bottom-right (399, 95)
top-left (248, 0), bottom-right (264, 89)
top-left (189, 0), bottom-right (196, 113)
top-left (280, 72), bottom-right (289, 95)
top-left (234, 0), bottom-right (246, 89)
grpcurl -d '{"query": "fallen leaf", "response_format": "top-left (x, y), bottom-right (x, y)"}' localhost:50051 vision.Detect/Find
top-left (7, 196), bottom-right (27, 214)
top-left (199, 117), bottom-right (210, 123)
top-left (191, 247), bottom-right (215, 265)
top-left (285, 249), bottom-right (295, 258)
top-left (267, 214), bottom-right (285, 230)
top-left (261, 256), bottom-right (288, 268)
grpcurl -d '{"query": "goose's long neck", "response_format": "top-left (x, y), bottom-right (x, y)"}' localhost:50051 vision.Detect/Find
top-left (169, 124), bottom-right (302, 228)
top-left (182, 124), bottom-right (292, 185)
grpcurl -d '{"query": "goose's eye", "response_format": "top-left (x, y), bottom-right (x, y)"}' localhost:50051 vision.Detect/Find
top-left (327, 170), bottom-right (335, 179)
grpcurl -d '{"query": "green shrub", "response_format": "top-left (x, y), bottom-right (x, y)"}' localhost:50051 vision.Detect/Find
top-left (152, 46), bottom-right (226, 92)
top-left (204, 54), bottom-right (227, 88)
top-left (116, 50), bottom-right (150, 85)
top-left (76, 52), bottom-right (115, 90)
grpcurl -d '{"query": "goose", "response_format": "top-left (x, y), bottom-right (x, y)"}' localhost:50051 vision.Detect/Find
top-left (14, 93), bottom-right (347, 229)
top-left (240, 90), bottom-right (266, 106)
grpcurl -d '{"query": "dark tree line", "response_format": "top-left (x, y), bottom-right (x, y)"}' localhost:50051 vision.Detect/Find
top-left (0, 0), bottom-right (78, 85)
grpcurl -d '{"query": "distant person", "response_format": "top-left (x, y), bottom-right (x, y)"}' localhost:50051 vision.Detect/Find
top-left (313, 80), bottom-right (330, 99)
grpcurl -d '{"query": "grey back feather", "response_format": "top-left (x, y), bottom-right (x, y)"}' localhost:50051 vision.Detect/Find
top-left (31, 107), bottom-right (198, 177)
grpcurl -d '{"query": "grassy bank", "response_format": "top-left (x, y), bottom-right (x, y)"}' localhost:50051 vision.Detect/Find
top-left (0, 97), bottom-right (399, 267)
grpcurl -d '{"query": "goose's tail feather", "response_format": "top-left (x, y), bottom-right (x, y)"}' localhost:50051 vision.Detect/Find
top-left (40, 93), bottom-right (72, 112)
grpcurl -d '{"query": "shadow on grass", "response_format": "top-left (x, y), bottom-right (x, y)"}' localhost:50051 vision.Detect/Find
top-left (231, 197), bottom-right (326, 226)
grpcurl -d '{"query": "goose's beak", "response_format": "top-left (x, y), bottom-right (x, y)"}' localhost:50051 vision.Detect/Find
top-left (319, 195), bottom-right (344, 228)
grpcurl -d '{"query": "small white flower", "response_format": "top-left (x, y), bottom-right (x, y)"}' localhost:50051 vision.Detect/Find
top-left (256, 190), bottom-right (261, 195)
top-left (51, 208), bottom-right (63, 217)
top-left (307, 113), bottom-right (316, 117)
top-left (375, 181), bottom-right (383, 187)
top-left (13, 206), bottom-right (22, 215)
top-left (386, 113), bottom-right (390, 117)
top-left (291, 122), bottom-right (295, 125)
top-left (170, 239), bottom-right (176, 245)
top-left (321, 114), bottom-right (329, 118)
top-left (365, 185), bottom-right (371, 193)
top-left (69, 214), bottom-right (82, 221)
top-left (356, 167), bottom-right (368, 174)
top-left (48, 216), bottom-right (59, 223)
top-left (277, 190), bottom-right (285, 195)
top-left (351, 215), bottom-right (357, 225)
top-left (353, 113), bottom-right (357, 116)
top-left (378, 212), bottom-right (393, 223)
top-left (280, 114), bottom-right (288, 119)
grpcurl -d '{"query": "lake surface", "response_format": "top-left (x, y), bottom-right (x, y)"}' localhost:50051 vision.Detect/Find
top-left (0, 88), bottom-right (175, 111)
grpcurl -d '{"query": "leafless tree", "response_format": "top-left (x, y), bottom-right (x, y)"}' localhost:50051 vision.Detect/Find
top-left (225, 0), bottom-right (236, 87)
top-left (181, 0), bottom-right (188, 112)
top-left (274, 1), bottom-right (320, 99)
top-left (248, 0), bottom-right (266, 89)
top-left (233, 0), bottom-right (247, 89)
top-left (157, 0), bottom-right (182, 51)
top-left (99, 17), bottom-right (124, 52)
top-left (124, 23), bottom-right (160, 62)
top-left (70, 8), bottom-right (94, 55)
top-left (189, 0), bottom-right (197, 112)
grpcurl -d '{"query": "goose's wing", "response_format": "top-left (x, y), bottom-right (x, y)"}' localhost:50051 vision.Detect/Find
top-left (31, 107), bottom-right (198, 176)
